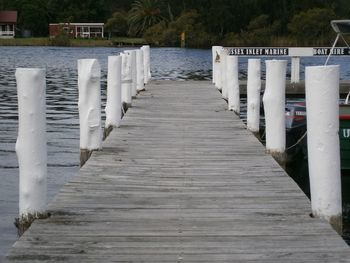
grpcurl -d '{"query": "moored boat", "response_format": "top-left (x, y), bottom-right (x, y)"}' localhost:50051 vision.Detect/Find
top-left (258, 98), bottom-right (350, 172)
top-left (340, 103), bottom-right (350, 171)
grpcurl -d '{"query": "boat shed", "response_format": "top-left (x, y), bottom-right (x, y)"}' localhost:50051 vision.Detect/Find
top-left (49, 23), bottom-right (104, 39)
top-left (0, 11), bottom-right (17, 38)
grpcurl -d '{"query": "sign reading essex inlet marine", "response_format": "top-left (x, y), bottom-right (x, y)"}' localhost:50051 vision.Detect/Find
top-left (227, 47), bottom-right (350, 56)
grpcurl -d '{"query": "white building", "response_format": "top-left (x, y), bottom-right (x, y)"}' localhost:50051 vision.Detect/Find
top-left (0, 11), bottom-right (17, 39)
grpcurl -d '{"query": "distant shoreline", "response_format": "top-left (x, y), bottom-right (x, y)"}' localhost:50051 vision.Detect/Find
top-left (0, 37), bottom-right (147, 47)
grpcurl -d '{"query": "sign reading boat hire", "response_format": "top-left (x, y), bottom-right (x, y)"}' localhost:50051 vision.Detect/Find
top-left (313, 47), bottom-right (350, 56)
top-left (227, 47), bottom-right (350, 56)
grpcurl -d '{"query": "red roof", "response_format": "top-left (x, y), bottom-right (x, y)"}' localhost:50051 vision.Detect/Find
top-left (0, 11), bottom-right (17, 23)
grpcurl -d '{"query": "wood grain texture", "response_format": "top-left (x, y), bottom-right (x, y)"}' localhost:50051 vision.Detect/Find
top-left (5, 80), bottom-right (350, 262)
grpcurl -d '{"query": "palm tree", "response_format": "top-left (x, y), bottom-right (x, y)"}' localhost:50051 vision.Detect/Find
top-left (128, 0), bottom-right (166, 36)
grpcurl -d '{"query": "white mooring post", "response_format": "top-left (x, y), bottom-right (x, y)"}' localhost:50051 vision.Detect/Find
top-left (305, 65), bottom-right (342, 233)
top-left (247, 59), bottom-right (261, 134)
top-left (212, 46), bottom-right (221, 85)
top-left (16, 68), bottom-right (48, 229)
top-left (121, 52), bottom-right (132, 108)
top-left (141, 45), bottom-right (151, 84)
top-left (226, 55), bottom-right (240, 113)
top-left (78, 59), bottom-right (102, 166)
top-left (263, 60), bottom-right (287, 162)
top-left (105, 55), bottom-right (122, 138)
top-left (291, 56), bottom-right (300, 83)
top-left (125, 50), bottom-right (137, 98)
top-left (220, 48), bottom-right (228, 98)
top-left (136, 49), bottom-right (145, 92)
top-left (215, 47), bottom-right (223, 91)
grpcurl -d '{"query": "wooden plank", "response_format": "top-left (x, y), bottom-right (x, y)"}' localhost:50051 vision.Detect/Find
top-left (5, 80), bottom-right (350, 262)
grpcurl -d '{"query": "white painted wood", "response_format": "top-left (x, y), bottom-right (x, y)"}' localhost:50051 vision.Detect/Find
top-left (15, 68), bottom-right (47, 218)
top-left (263, 60), bottom-right (287, 154)
top-left (305, 65), bottom-right (342, 230)
top-left (247, 59), bottom-right (261, 133)
top-left (125, 50), bottom-right (137, 97)
top-left (291, 57), bottom-right (300, 83)
top-left (121, 53), bottom-right (132, 106)
top-left (141, 45), bottom-right (151, 84)
top-left (136, 49), bottom-right (145, 92)
top-left (220, 48), bottom-right (228, 98)
top-left (212, 46), bottom-right (221, 85)
top-left (77, 59), bottom-right (102, 150)
top-left (215, 47), bottom-right (223, 90)
top-left (105, 56), bottom-right (122, 129)
top-left (226, 55), bottom-right (239, 113)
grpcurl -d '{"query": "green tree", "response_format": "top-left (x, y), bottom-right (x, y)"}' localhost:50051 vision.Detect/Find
top-left (242, 15), bottom-right (281, 46)
top-left (104, 11), bottom-right (128, 38)
top-left (128, 0), bottom-right (166, 36)
top-left (47, 0), bottom-right (105, 22)
top-left (13, 0), bottom-right (49, 36)
top-left (144, 10), bottom-right (215, 48)
top-left (288, 7), bottom-right (337, 45)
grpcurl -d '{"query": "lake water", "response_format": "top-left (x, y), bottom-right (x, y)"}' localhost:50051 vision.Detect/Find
top-left (0, 46), bottom-right (350, 258)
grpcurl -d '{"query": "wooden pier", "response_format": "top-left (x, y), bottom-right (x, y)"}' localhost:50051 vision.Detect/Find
top-left (6, 81), bottom-right (350, 262)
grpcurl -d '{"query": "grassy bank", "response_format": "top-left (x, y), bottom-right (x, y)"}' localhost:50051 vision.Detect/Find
top-left (0, 37), bottom-right (147, 47)
top-left (0, 38), bottom-right (50, 46)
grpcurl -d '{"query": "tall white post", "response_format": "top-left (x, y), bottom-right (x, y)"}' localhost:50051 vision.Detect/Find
top-left (78, 59), bottom-right (102, 166)
top-left (16, 68), bottom-right (47, 225)
top-left (215, 47), bottom-right (223, 90)
top-left (212, 46), bottom-right (221, 85)
top-left (247, 59), bottom-right (261, 133)
top-left (141, 45), bottom-right (151, 84)
top-left (125, 50), bottom-right (137, 98)
top-left (105, 55), bottom-right (122, 133)
top-left (221, 48), bottom-right (228, 99)
top-left (226, 55), bottom-right (240, 113)
top-left (136, 49), bottom-right (145, 92)
top-left (291, 56), bottom-right (300, 83)
top-left (305, 65), bottom-right (342, 232)
top-left (263, 60), bottom-right (287, 159)
top-left (121, 52), bottom-right (132, 107)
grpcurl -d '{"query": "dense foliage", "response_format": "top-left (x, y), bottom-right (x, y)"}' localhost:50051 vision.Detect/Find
top-left (0, 0), bottom-right (349, 46)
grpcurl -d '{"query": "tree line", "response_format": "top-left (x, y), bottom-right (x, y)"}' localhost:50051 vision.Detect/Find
top-left (0, 0), bottom-right (349, 47)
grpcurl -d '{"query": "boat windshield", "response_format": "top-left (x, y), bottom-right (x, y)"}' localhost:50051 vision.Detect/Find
top-left (331, 20), bottom-right (350, 34)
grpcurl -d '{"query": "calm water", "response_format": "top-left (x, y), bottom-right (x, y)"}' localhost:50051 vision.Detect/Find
top-left (0, 46), bottom-right (350, 258)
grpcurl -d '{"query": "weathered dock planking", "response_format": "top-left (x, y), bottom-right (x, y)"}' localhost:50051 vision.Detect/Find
top-left (6, 81), bottom-right (350, 262)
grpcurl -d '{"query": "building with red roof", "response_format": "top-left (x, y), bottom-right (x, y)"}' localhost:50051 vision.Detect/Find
top-left (0, 11), bottom-right (17, 38)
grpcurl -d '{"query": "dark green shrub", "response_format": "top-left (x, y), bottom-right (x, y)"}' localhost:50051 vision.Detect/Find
top-left (50, 30), bottom-right (70, 46)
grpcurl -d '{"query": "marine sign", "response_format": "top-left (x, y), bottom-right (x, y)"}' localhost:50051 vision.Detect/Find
top-left (227, 47), bottom-right (350, 57)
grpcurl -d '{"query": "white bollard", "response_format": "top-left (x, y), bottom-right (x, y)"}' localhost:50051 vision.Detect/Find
top-left (291, 56), bottom-right (300, 83)
top-left (305, 65), bottom-right (342, 232)
top-left (141, 45), bottom-right (151, 84)
top-left (136, 49), bottom-right (145, 92)
top-left (16, 68), bottom-right (47, 226)
top-left (220, 48), bottom-right (228, 99)
top-left (105, 55), bottom-right (122, 133)
top-left (212, 46), bottom-right (221, 85)
top-left (247, 59), bottom-right (261, 133)
top-left (125, 50), bottom-right (137, 98)
top-left (263, 60), bottom-right (287, 158)
top-left (78, 59), bottom-right (102, 166)
top-left (226, 55), bottom-right (240, 113)
top-left (215, 47), bottom-right (223, 90)
top-left (121, 52), bottom-right (132, 107)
